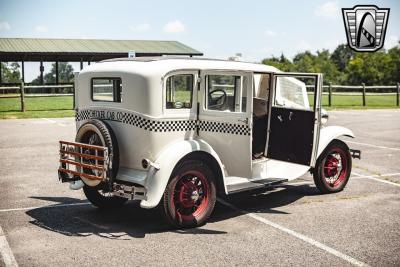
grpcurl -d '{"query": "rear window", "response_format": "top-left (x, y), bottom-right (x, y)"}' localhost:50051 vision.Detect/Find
top-left (91, 78), bottom-right (122, 102)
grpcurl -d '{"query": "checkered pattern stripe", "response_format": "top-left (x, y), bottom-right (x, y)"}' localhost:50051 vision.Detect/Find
top-left (199, 121), bottom-right (250, 136)
top-left (76, 109), bottom-right (249, 135)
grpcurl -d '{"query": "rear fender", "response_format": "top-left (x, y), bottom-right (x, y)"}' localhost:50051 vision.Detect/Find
top-left (317, 126), bottom-right (355, 157)
top-left (140, 139), bottom-right (225, 209)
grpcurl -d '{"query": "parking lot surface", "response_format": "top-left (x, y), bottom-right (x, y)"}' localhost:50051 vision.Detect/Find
top-left (0, 109), bottom-right (399, 266)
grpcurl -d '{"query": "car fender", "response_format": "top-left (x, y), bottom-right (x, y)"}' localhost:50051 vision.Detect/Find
top-left (140, 139), bottom-right (225, 209)
top-left (317, 126), bottom-right (355, 157)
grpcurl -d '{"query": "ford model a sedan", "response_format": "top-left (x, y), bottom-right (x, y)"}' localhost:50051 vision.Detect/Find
top-left (58, 57), bottom-right (360, 228)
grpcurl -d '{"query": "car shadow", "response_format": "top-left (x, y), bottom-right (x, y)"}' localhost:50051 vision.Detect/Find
top-left (26, 183), bottom-right (318, 239)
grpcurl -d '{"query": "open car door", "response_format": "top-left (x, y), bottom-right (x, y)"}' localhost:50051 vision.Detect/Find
top-left (266, 73), bottom-right (322, 167)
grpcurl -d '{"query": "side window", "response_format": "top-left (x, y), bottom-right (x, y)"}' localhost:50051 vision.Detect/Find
top-left (274, 76), bottom-right (314, 111)
top-left (206, 75), bottom-right (247, 112)
top-left (166, 74), bottom-right (194, 109)
top-left (92, 78), bottom-right (122, 102)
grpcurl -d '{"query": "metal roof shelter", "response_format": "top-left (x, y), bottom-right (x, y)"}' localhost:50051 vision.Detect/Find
top-left (0, 38), bottom-right (203, 84)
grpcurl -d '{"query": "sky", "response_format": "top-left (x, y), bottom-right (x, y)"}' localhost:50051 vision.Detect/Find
top-left (0, 0), bottom-right (399, 82)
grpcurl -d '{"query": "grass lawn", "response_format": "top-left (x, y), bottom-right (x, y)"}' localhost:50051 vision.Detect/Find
top-left (0, 96), bottom-right (74, 119)
top-left (0, 94), bottom-right (398, 119)
top-left (310, 94), bottom-right (399, 109)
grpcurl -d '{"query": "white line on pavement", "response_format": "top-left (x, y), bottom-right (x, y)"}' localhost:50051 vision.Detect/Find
top-left (352, 171), bottom-right (400, 187)
top-left (41, 118), bottom-right (66, 127)
top-left (347, 140), bottom-right (400, 152)
top-left (0, 202), bottom-right (90, 213)
top-left (0, 226), bottom-right (18, 267)
top-left (217, 198), bottom-right (368, 267)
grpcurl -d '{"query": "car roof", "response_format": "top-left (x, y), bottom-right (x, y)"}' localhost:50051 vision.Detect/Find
top-left (81, 56), bottom-right (280, 77)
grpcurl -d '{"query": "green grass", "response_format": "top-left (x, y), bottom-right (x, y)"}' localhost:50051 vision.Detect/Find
top-left (0, 96), bottom-right (74, 119)
top-left (312, 94), bottom-right (399, 108)
top-left (0, 94), bottom-right (398, 119)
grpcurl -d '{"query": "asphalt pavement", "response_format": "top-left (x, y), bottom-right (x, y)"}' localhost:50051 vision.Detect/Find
top-left (0, 109), bottom-right (399, 266)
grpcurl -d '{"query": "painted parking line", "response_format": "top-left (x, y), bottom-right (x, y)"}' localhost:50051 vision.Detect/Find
top-left (352, 172), bottom-right (400, 187)
top-left (217, 198), bottom-right (368, 267)
top-left (41, 118), bottom-right (67, 127)
top-left (0, 226), bottom-right (18, 267)
top-left (347, 140), bottom-right (400, 152)
top-left (0, 202), bottom-right (90, 213)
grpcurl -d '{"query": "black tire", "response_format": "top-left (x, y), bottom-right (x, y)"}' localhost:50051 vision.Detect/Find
top-left (75, 119), bottom-right (119, 187)
top-left (161, 160), bottom-right (217, 228)
top-left (313, 139), bottom-right (352, 194)
top-left (76, 119), bottom-right (127, 208)
top-left (83, 184), bottom-right (127, 209)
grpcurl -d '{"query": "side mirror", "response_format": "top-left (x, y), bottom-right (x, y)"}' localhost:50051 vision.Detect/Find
top-left (321, 108), bottom-right (329, 125)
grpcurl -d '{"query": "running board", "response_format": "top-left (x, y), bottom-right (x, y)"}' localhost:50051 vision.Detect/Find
top-left (226, 178), bottom-right (288, 194)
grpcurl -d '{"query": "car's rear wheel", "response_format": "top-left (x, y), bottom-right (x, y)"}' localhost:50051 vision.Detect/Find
top-left (313, 140), bottom-right (352, 193)
top-left (76, 119), bottom-right (127, 208)
top-left (161, 160), bottom-right (217, 228)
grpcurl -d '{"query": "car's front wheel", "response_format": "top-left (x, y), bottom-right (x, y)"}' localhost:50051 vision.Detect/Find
top-left (313, 140), bottom-right (352, 193)
top-left (161, 160), bottom-right (217, 228)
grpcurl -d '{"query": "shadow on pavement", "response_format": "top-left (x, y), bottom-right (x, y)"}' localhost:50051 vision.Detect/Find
top-left (26, 184), bottom-right (317, 239)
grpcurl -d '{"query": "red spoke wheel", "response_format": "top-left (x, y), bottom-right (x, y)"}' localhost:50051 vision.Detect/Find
top-left (313, 140), bottom-right (352, 193)
top-left (162, 160), bottom-right (217, 228)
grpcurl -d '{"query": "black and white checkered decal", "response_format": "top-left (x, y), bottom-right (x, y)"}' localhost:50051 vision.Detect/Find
top-left (76, 109), bottom-right (250, 135)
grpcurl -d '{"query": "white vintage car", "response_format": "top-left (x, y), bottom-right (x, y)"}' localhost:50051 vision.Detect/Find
top-left (58, 57), bottom-right (360, 228)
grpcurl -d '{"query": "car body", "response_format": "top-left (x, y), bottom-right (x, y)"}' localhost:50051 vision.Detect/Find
top-left (58, 57), bottom-right (360, 227)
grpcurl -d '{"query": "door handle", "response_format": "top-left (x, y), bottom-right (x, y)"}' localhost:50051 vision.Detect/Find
top-left (238, 118), bottom-right (248, 124)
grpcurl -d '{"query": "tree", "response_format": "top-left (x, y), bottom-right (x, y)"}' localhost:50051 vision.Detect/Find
top-left (261, 54), bottom-right (294, 72)
top-left (331, 44), bottom-right (354, 72)
top-left (31, 62), bottom-right (74, 84)
top-left (1, 62), bottom-right (21, 83)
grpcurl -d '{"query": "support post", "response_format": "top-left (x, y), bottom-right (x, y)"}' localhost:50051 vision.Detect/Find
top-left (0, 61), bottom-right (2, 85)
top-left (80, 59), bottom-right (83, 70)
top-left (21, 61), bottom-right (25, 83)
top-left (397, 83), bottom-right (400, 107)
top-left (55, 61), bottom-right (59, 85)
top-left (328, 83), bottom-right (332, 107)
top-left (362, 83), bottom-right (366, 106)
top-left (88, 61), bottom-right (90, 65)
top-left (40, 61), bottom-right (44, 85)
top-left (20, 81), bottom-right (25, 112)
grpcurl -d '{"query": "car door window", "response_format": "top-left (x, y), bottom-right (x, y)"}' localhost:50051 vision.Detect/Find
top-left (206, 75), bottom-right (247, 112)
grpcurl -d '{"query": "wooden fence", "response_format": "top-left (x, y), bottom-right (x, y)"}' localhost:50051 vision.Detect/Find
top-left (0, 83), bottom-right (74, 112)
top-left (0, 82), bottom-right (399, 112)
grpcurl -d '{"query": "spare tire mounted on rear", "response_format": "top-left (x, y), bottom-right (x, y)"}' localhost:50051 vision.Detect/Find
top-left (75, 119), bottom-right (119, 188)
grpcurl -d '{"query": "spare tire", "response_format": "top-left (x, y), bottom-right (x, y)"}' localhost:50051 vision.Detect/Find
top-left (75, 119), bottom-right (119, 187)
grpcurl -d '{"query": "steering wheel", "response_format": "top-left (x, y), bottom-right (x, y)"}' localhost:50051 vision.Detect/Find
top-left (208, 89), bottom-right (227, 109)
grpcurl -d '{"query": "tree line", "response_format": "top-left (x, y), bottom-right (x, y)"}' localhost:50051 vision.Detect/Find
top-left (1, 42), bottom-right (399, 85)
top-left (262, 43), bottom-right (400, 85)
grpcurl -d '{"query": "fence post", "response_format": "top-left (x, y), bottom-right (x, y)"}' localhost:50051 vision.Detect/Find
top-left (20, 81), bottom-right (25, 112)
top-left (362, 83), bottom-right (366, 106)
top-left (397, 83), bottom-right (400, 107)
top-left (328, 83), bottom-right (332, 107)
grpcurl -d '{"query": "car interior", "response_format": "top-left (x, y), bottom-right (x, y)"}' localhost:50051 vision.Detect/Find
top-left (252, 74), bottom-right (270, 159)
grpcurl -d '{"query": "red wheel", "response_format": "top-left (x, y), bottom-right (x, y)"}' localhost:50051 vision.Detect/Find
top-left (161, 160), bottom-right (216, 228)
top-left (313, 140), bottom-right (352, 193)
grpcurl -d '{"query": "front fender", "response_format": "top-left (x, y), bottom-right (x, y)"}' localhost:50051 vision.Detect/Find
top-left (317, 126), bottom-right (355, 157)
top-left (140, 139), bottom-right (224, 209)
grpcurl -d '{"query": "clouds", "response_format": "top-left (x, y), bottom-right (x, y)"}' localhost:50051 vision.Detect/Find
top-left (0, 21), bottom-right (10, 31)
top-left (265, 30), bottom-right (277, 37)
top-left (129, 23), bottom-right (151, 33)
top-left (163, 20), bottom-right (185, 33)
top-left (35, 25), bottom-right (48, 32)
top-left (314, 1), bottom-right (339, 18)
